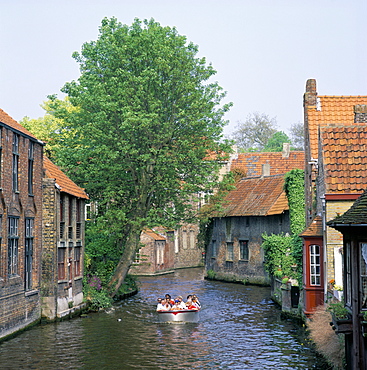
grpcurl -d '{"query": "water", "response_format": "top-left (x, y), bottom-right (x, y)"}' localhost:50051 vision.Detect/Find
top-left (0, 268), bottom-right (326, 369)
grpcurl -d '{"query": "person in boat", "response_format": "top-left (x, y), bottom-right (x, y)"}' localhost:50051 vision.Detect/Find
top-left (176, 296), bottom-right (186, 309)
top-left (156, 298), bottom-right (165, 311)
top-left (192, 295), bottom-right (201, 308)
top-left (165, 294), bottom-right (175, 305)
top-left (157, 298), bottom-right (171, 311)
top-left (185, 294), bottom-right (193, 307)
top-left (171, 299), bottom-right (182, 310)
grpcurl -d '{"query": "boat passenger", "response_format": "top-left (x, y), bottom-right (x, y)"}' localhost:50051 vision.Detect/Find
top-left (177, 296), bottom-right (186, 309)
top-left (171, 300), bottom-right (182, 310)
top-left (186, 294), bottom-right (193, 307)
top-left (156, 298), bottom-right (165, 311)
top-left (165, 294), bottom-right (175, 305)
top-left (157, 298), bottom-right (171, 311)
top-left (192, 295), bottom-right (201, 308)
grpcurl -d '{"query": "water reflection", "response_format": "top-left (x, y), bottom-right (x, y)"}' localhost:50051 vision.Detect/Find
top-left (0, 268), bottom-right (326, 369)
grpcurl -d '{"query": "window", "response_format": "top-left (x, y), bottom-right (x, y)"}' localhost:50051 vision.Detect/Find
top-left (74, 245), bottom-right (81, 276)
top-left (156, 241), bottom-right (165, 265)
top-left (8, 217), bottom-right (19, 276)
top-left (25, 218), bottom-right (34, 290)
top-left (134, 248), bottom-right (142, 264)
top-left (345, 242), bottom-right (351, 307)
top-left (58, 246), bottom-right (66, 280)
top-left (226, 242), bottom-right (234, 261)
top-left (189, 229), bottom-right (195, 249)
top-left (310, 244), bottom-right (321, 286)
top-left (76, 199), bottom-right (81, 239)
top-left (212, 240), bottom-right (217, 258)
top-left (239, 240), bottom-right (249, 261)
top-left (182, 230), bottom-right (188, 250)
top-left (12, 133), bottom-right (19, 192)
top-left (60, 195), bottom-right (65, 239)
top-left (68, 243), bottom-right (73, 279)
top-left (28, 141), bottom-right (34, 195)
top-left (68, 197), bottom-right (73, 239)
top-left (360, 243), bottom-right (367, 309)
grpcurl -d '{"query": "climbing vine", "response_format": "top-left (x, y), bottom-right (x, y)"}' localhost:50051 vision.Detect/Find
top-left (262, 169), bottom-right (305, 284)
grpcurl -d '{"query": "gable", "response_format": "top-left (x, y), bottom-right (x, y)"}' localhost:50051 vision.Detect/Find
top-left (320, 124), bottom-right (367, 194)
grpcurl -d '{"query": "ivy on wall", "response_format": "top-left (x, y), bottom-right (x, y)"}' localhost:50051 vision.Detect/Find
top-left (262, 169), bottom-right (305, 284)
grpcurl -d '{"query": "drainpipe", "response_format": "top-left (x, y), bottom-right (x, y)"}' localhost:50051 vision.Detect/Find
top-left (320, 195), bottom-right (327, 303)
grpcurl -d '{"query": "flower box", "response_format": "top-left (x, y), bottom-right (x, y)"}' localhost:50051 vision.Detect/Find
top-left (331, 314), bottom-right (353, 334)
top-left (333, 289), bottom-right (343, 301)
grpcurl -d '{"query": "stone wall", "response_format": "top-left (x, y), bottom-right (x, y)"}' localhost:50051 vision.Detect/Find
top-left (207, 213), bottom-right (290, 284)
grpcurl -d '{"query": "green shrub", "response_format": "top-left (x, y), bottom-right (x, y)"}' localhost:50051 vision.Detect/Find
top-left (206, 269), bottom-right (216, 280)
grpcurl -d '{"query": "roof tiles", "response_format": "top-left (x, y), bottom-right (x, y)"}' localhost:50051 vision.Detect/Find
top-left (0, 108), bottom-right (39, 140)
top-left (224, 175), bottom-right (288, 217)
top-left (44, 156), bottom-right (89, 199)
top-left (300, 216), bottom-right (323, 237)
top-left (307, 96), bottom-right (367, 159)
top-left (320, 125), bottom-right (367, 194)
top-left (230, 151), bottom-right (304, 177)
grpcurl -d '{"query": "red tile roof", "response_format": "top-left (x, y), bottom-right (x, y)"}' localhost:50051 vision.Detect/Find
top-left (320, 124), bottom-right (367, 194)
top-left (306, 96), bottom-right (367, 159)
top-left (44, 156), bottom-right (89, 199)
top-left (231, 151), bottom-right (304, 177)
top-left (300, 216), bottom-right (323, 237)
top-left (0, 108), bottom-right (39, 140)
top-left (224, 175), bottom-right (288, 216)
top-left (143, 229), bottom-right (166, 241)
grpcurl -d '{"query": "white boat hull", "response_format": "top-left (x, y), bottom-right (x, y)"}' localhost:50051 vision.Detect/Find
top-left (157, 309), bottom-right (200, 323)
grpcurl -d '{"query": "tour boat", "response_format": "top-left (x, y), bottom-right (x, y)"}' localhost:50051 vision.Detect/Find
top-left (157, 308), bottom-right (200, 323)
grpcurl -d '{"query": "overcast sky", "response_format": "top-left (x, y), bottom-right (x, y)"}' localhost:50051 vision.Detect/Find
top-left (1, 0), bottom-right (366, 137)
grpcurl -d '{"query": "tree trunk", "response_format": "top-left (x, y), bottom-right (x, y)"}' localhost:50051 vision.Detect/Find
top-left (107, 229), bottom-right (140, 298)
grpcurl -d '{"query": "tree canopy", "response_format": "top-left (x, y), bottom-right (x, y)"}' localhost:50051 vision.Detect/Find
top-left (263, 131), bottom-right (291, 152)
top-left (231, 112), bottom-right (277, 152)
top-left (50, 17), bottom-right (232, 296)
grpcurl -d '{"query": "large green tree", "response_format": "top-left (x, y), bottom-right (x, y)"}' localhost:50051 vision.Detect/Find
top-left (51, 17), bottom-right (232, 297)
top-left (20, 98), bottom-right (77, 160)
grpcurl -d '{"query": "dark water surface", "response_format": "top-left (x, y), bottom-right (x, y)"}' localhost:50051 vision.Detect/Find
top-left (0, 268), bottom-right (326, 369)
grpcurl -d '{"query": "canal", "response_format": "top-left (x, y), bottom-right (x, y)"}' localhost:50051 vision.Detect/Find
top-left (0, 268), bottom-right (327, 369)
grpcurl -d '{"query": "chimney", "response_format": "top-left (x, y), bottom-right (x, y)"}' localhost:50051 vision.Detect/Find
top-left (262, 163), bottom-right (270, 177)
top-left (282, 143), bottom-right (290, 158)
top-left (304, 79), bottom-right (317, 108)
top-left (354, 105), bottom-right (367, 123)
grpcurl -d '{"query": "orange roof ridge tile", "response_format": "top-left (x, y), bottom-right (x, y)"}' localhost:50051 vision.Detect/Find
top-left (44, 156), bottom-right (89, 199)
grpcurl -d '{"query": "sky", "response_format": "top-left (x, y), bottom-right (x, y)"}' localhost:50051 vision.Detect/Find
top-left (1, 0), bottom-right (366, 137)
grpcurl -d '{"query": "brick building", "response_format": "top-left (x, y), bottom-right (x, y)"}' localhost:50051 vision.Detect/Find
top-left (302, 79), bottom-right (367, 314)
top-left (41, 156), bottom-right (88, 319)
top-left (0, 109), bottom-right (44, 339)
top-left (129, 229), bottom-right (174, 275)
top-left (205, 148), bottom-right (304, 284)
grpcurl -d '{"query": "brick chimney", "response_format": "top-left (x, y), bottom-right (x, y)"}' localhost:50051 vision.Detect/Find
top-left (354, 105), bottom-right (367, 123)
top-left (282, 143), bottom-right (290, 158)
top-left (304, 79), bottom-right (317, 108)
top-left (262, 163), bottom-right (270, 177)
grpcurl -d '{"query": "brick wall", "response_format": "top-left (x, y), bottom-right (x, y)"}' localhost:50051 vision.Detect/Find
top-left (326, 200), bottom-right (354, 282)
top-left (0, 126), bottom-right (43, 339)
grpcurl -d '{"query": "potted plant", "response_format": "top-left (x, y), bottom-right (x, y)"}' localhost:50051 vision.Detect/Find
top-left (333, 284), bottom-right (343, 301)
top-left (328, 302), bottom-right (352, 334)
